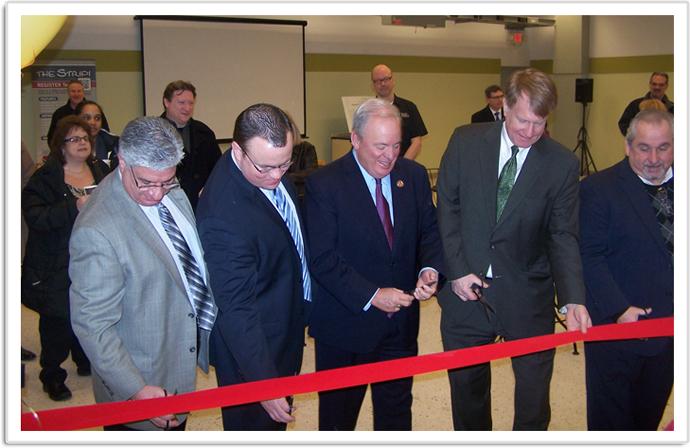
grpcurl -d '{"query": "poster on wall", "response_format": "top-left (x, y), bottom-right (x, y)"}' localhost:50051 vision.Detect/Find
top-left (30, 60), bottom-right (98, 159)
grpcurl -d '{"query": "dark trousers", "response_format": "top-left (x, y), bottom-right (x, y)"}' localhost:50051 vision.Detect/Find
top-left (38, 315), bottom-right (89, 385)
top-left (315, 322), bottom-right (417, 431)
top-left (440, 306), bottom-right (555, 431)
top-left (104, 420), bottom-right (187, 431)
top-left (219, 401), bottom-right (287, 431)
top-left (585, 338), bottom-right (674, 431)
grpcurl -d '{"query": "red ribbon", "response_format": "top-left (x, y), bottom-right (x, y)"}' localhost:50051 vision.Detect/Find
top-left (21, 317), bottom-right (673, 431)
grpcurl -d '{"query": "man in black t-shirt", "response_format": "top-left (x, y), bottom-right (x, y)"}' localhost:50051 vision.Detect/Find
top-left (371, 65), bottom-right (428, 160)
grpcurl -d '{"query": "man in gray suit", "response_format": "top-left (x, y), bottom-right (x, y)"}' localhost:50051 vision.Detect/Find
top-left (436, 68), bottom-right (591, 431)
top-left (70, 116), bottom-right (217, 431)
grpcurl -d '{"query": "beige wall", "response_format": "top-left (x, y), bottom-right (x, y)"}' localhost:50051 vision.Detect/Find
top-left (21, 54), bottom-right (673, 174)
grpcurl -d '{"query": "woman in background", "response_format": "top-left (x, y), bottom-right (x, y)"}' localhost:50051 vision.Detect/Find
top-left (76, 100), bottom-right (119, 172)
top-left (22, 115), bottom-right (110, 402)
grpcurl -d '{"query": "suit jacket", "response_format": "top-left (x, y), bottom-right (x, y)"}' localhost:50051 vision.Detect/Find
top-left (471, 105), bottom-right (503, 124)
top-left (436, 121), bottom-right (585, 339)
top-left (69, 171), bottom-right (217, 430)
top-left (196, 150), bottom-right (307, 387)
top-left (579, 159), bottom-right (673, 356)
top-left (161, 113), bottom-right (222, 211)
top-left (305, 151), bottom-right (444, 354)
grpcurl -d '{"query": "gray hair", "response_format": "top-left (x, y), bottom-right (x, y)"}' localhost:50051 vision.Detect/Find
top-left (626, 109), bottom-right (674, 146)
top-left (118, 116), bottom-right (184, 170)
top-left (352, 98), bottom-right (401, 141)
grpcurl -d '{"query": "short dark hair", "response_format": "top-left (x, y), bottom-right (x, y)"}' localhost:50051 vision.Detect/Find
top-left (485, 84), bottom-right (503, 98)
top-left (74, 100), bottom-right (103, 117)
top-left (232, 103), bottom-right (292, 149)
top-left (66, 79), bottom-right (84, 90)
top-left (48, 115), bottom-right (96, 165)
top-left (504, 68), bottom-right (557, 118)
top-left (162, 80), bottom-right (197, 108)
top-left (650, 72), bottom-right (669, 84)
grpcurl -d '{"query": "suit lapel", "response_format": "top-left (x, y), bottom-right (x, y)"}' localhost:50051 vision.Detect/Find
top-left (390, 163), bottom-right (406, 251)
top-left (343, 151), bottom-right (393, 252)
top-left (110, 175), bottom-right (188, 296)
top-left (479, 124), bottom-right (502, 229)
top-left (619, 161), bottom-right (671, 261)
top-left (496, 136), bottom-right (547, 227)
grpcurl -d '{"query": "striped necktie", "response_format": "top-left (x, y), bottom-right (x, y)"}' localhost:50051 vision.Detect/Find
top-left (496, 145), bottom-right (519, 221)
top-left (274, 187), bottom-right (312, 302)
top-left (158, 203), bottom-right (216, 331)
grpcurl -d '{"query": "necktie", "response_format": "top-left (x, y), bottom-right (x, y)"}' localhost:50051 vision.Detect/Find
top-left (496, 145), bottom-right (519, 221)
top-left (647, 183), bottom-right (674, 261)
top-left (158, 203), bottom-right (216, 331)
top-left (375, 178), bottom-right (394, 249)
top-left (494, 111), bottom-right (501, 121)
top-left (274, 187), bottom-right (312, 302)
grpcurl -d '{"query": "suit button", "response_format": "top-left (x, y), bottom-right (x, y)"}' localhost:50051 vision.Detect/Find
top-left (668, 264), bottom-right (673, 270)
top-left (300, 310), bottom-right (305, 315)
top-left (190, 347), bottom-right (196, 353)
top-left (391, 262), bottom-right (396, 267)
top-left (490, 243), bottom-right (496, 249)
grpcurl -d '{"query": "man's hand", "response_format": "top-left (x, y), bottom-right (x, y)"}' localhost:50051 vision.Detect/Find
top-left (371, 288), bottom-right (414, 314)
top-left (564, 304), bottom-right (592, 334)
top-left (261, 397), bottom-right (295, 424)
top-left (617, 306), bottom-right (652, 324)
top-left (131, 385), bottom-right (180, 429)
top-left (450, 274), bottom-right (488, 302)
top-left (411, 270), bottom-right (438, 301)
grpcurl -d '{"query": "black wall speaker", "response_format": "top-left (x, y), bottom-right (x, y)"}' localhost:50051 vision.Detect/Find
top-left (575, 78), bottom-right (594, 104)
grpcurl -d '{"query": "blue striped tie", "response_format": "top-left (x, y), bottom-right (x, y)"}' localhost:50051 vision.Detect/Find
top-left (158, 203), bottom-right (216, 331)
top-left (274, 187), bottom-right (312, 302)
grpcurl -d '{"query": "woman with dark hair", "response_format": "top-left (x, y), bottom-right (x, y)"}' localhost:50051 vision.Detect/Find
top-left (75, 100), bottom-right (119, 172)
top-left (21, 115), bottom-right (110, 402)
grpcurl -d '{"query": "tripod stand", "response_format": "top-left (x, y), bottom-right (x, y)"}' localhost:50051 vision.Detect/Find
top-left (573, 102), bottom-right (597, 176)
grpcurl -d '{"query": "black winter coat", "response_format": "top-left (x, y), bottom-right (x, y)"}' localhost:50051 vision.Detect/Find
top-left (21, 154), bottom-right (110, 318)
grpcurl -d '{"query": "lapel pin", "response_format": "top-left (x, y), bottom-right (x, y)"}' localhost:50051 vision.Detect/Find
top-left (397, 180), bottom-right (404, 188)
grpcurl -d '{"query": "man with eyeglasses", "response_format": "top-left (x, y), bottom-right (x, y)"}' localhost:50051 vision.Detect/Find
top-left (580, 109), bottom-right (674, 431)
top-left (69, 116), bottom-right (218, 431)
top-left (371, 64), bottom-right (428, 160)
top-left (196, 103), bottom-right (310, 431)
top-left (471, 85), bottom-right (505, 123)
top-left (618, 72), bottom-right (674, 136)
top-left (47, 79), bottom-right (111, 143)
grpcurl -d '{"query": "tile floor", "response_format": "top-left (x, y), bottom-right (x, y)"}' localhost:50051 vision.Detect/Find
top-left (20, 297), bottom-right (673, 433)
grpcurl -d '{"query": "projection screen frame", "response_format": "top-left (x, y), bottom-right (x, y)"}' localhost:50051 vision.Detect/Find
top-left (135, 15), bottom-right (308, 143)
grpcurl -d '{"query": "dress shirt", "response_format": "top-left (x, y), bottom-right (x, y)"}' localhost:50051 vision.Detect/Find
top-left (122, 169), bottom-right (208, 312)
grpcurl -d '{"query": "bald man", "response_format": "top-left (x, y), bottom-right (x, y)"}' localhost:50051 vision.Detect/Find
top-left (371, 65), bottom-right (428, 160)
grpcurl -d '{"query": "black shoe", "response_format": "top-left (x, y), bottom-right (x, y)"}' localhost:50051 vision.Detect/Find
top-left (77, 366), bottom-right (91, 377)
top-left (21, 347), bottom-right (36, 361)
top-left (43, 382), bottom-right (72, 401)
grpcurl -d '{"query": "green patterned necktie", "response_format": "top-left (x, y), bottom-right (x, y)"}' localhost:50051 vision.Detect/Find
top-left (496, 145), bottom-right (519, 221)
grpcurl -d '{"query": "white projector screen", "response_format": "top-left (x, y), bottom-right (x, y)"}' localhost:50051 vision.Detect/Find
top-left (137, 16), bottom-right (307, 141)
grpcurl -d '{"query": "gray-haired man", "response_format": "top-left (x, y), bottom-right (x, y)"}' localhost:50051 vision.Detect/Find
top-left (70, 116), bottom-right (217, 431)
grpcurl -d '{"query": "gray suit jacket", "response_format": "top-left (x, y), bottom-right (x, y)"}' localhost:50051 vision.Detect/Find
top-left (69, 170), bottom-right (217, 430)
top-left (436, 121), bottom-right (585, 339)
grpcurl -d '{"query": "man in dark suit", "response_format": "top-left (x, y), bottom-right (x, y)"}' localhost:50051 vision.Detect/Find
top-left (196, 103), bottom-right (310, 431)
top-left (47, 79), bottom-right (110, 142)
top-left (436, 68), bottom-right (591, 431)
top-left (580, 109), bottom-right (674, 431)
top-left (471, 84), bottom-right (504, 123)
top-left (161, 80), bottom-right (222, 210)
top-left (305, 98), bottom-right (444, 431)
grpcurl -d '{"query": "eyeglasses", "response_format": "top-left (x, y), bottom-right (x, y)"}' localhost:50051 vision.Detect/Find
top-left (489, 94), bottom-right (504, 100)
top-left (240, 146), bottom-right (293, 174)
top-left (372, 76), bottom-right (392, 85)
top-left (657, 186), bottom-right (673, 217)
top-left (64, 135), bottom-right (90, 143)
top-left (130, 166), bottom-right (179, 191)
